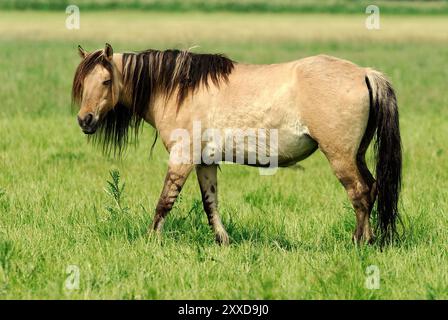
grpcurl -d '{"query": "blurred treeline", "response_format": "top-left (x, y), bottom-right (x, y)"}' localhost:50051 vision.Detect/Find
top-left (1, 0), bottom-right (448, 14)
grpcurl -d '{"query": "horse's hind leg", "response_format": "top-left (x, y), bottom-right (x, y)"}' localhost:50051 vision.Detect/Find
top-left (356, 106), bottom-right (378, 213)
top-left (354, 112), bottom-right (378, 241)
top-left (196, 164), bottom-right (229, 245)
top-left (326, 154), bottom-right (375, 243)
top-left (357, 153), bottom-right (377, 214)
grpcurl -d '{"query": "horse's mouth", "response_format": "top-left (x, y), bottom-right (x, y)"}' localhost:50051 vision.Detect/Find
top-left (81, 119), bottom-right (99, 135)
top-left (82, 127), bottom-right (97, 135)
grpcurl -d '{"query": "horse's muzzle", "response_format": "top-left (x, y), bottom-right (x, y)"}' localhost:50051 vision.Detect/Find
top-left (77, 113), bottom-right (98, 134)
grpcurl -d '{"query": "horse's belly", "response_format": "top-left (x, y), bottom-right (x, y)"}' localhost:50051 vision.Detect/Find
top-left (276, 129), bottom-right (318, 166)
top-left (206, 122), bottom-right (317, 167)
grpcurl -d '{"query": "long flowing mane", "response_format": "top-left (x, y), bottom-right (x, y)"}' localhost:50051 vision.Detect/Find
top-left (72, 48), bottom-right (234, 155)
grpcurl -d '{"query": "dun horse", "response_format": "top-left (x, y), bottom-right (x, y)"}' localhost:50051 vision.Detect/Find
top-left (72, 43), bottom-right (402, 245)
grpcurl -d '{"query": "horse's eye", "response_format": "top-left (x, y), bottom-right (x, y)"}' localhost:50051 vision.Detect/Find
top-left (102, 79), bottom-right (111, 86)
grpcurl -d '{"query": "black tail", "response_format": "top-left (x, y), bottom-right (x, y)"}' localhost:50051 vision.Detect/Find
top-left (366, 70), bottom-right (402, 244)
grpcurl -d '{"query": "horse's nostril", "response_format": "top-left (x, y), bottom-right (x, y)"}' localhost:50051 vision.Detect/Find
top-left (78, 113), bottom-right (94, 127)
top-left (85, 113), bottom-right (94, 126)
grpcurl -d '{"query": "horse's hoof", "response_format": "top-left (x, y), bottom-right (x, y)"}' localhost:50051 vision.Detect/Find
top-left (215, 231), bottom-right (230, 246)
top-left (148, 229), bottom-right (162, 242)
top-left (352, 232), bottom-right (375, 245)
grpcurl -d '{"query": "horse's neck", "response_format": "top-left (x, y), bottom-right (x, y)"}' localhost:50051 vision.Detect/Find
top-left (112, 53), bottom-right (132, 108)
top-left (112, 53), bottom-right (157, 127)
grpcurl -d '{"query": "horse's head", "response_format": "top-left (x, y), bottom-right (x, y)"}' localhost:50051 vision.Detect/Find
top-left (72, 43), bottom-right (120, 134)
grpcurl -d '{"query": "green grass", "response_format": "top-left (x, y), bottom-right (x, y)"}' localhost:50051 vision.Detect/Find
top-left (0, 11), bottom-right (448, 299)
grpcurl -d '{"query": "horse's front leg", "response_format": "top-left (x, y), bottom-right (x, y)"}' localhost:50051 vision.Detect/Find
top-left (151, 163), bottom-right (194, 233)
top-left (196, 164), bottom-right (229, 245)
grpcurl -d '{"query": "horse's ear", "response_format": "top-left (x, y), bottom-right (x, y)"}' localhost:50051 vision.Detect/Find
top-left (104, 43), bottom-right (113, 61)
top-left (78, 45), bottom-right (88, 59)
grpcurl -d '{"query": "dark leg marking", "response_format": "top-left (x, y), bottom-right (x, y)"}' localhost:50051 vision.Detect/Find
top-left (196, 165), bottom-right (229, 245)
top-left (151, 166), bottom-right (193, 233)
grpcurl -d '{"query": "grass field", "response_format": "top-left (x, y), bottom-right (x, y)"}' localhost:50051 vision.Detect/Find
top-left (0, 10), bottom-right (448, 299)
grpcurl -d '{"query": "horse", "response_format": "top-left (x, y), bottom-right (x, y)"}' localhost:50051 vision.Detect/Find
top-left (72, 43), bottom-right (402, 245)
